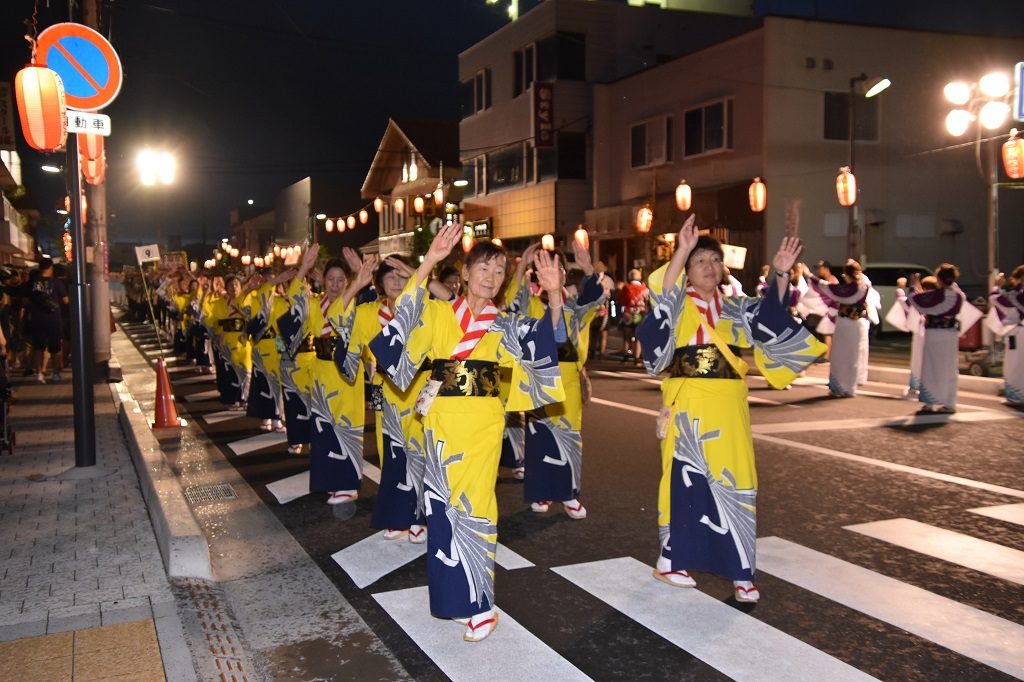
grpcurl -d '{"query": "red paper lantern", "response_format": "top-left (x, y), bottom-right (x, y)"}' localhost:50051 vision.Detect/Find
top-left (1002, 129), bottom-right (1024, 180)
top-left (15, 65), bottom-right (67, 152)
top-left (836, 167), bottom-right (857, 207)
top-left (79, 133), bottom-right (103, 161)
top-left (748, 177), bottom-right (767, 212)
top-left (674, 179), bottom-right (692, 211)
top-left (82, 153), bottom-right (105, 186)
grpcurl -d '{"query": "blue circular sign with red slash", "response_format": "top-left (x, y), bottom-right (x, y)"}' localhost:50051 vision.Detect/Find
top-left (37, 23), bottom-right (123, 112)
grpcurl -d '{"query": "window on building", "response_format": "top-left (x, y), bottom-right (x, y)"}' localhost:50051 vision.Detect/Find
top-left (461, 69), bottom-right (493, 119)
top-left (631, 116), bottom-right (673, 168)
top-left (558, 131), bottom-right (586, 180)
top-left (487, 145), bottom-right (524, 192)
top-left (461, 159), bottom-right (477, 198)
top-left (525, 142), bottom-right (535, 183)
top-left (823, 92), bottom-right (879, 141)
top-left (513, 44), bottom-right (535, 97)
top-left (683, 98), bottom-right (732, 158)
top-left (536, 32), bottom-right (586, 82)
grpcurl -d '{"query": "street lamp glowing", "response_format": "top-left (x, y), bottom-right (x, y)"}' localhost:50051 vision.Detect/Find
top-left (137, 149), bottom-right (175, 185)
top-left (944, 82), bottom-right (971, 106)
top-left (979, 72), bottom-right (1010, 98)
top-left (945, 109), bottom-right (973, 136)
top-left (247, 198), bottom-right (254, 205)
top-left (864, 78), bottom-right (891, 99)
top-left (41, 164), bottom-right (61, 173)
top-left (979, 100), bottom-right (1010, 130)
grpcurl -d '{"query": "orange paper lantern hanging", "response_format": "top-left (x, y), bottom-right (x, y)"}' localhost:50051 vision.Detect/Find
top-left (359, 209), bottom-right (369, 224)
top-left (78, 133), bottom-right (103, 161)
top-left (82, 154), bottom-right (105, 186)
top-left (748, 177), bottom-right (767, 212)
top-left (674, 179), bottom-right (692, 211)
top-left (346, 215), bottom-right (356, 229)
top-left (15, 65), bottom-right (67, 153)
top-left (573, 226), bottom-right (589, 250)
top-left (836, 167), bottom-right (857, 207)
top-left (325, 218), bottom-right (334, 232)
top-left (413, 196), bottom-right (425, 214)
top-left (394, 198), bottom-right (405, 215)
top-left (636, 206), bottom-right (653, 233)
top-left (373, 196), bottom-right (384, 213)
top-left (461, 233), bottom-right (475, 253)
top-left (1002, 129), bottom-right (1024, 180)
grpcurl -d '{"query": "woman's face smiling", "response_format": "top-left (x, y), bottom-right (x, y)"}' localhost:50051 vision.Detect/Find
top-left (687, 248), bottom-right (723, 297)
top-left (463, 255), bottom-right (506, 301)
top-left (324, 266), bottom-right (347, 299)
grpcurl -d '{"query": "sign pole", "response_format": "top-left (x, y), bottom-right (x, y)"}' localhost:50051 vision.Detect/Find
top-left (67, 134), bottom-right (97, 468)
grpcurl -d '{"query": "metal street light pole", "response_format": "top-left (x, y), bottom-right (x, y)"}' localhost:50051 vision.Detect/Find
top-left (847, 74), bottom-right (866, 262)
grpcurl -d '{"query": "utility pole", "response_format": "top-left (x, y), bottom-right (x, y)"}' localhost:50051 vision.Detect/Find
top-left (83, 0), bottom-right (111, 372)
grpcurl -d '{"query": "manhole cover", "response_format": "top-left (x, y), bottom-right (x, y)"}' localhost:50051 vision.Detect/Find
top-left (183, 483), bottom-right (237, 504)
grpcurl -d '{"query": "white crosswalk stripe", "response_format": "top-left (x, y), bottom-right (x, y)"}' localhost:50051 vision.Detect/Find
top-left (968, 503), bottom-right (1024, 527)
top-left (553, 556), bottom-right (876, 682)
top-left (184, 389), bottom-right (220, 402)
top-left (202, 410), bottom-right (242, 425)
top-left (844, 518), bottom-right (1024, 585)
top-left (758, 536), bottom-right (1024, 679)
top-left (266, 470), bottom-right (309, 504)
top-left (227, 431), bottom-right (288, 456)
top-left (373, 586), bottom-right (592, 682)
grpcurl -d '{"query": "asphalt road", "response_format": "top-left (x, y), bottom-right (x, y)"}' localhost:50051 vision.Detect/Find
top-left (122, 322), bottom-right (1024, 681)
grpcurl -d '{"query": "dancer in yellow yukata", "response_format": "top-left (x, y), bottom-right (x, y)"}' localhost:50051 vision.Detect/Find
top-left (205, 275), bottom-right (253, 409)
top-left (343, 255), bottom-right (432, 543)
top-left (242, 270), bottom-right (294, 432)
top-left (279, 246), bottom-right (376, 512)
top-left (371, 223), bottom-right (566, 642)
top-left (638, 217), bottom-right (824, 603)
top-left (507, 240), bottom-right (606, 519)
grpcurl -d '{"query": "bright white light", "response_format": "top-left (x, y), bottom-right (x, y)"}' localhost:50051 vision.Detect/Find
top-left (979, 72), bottom-right (1010, 98)
top-left (56, 209), bottom-right (68, 215)
top-left (158, 152), bottom-right (175, 184)
top-left (979, 100), bottom-right (1010, 129)
top-left (315, 213), bottom-right (327, 220)
top-left (247, 199), bottom-right (254, 205)
top-left (41, 165), bottom-right (61, 173)
top-left (945, 109), bottom-right (973, 136)
top-left (409, 161), bottom-right (418, 182)
top-left (864, 78), bottom-right (891, 98)
top-left (453, 179), bottom-right (469, 187)
top-left (943, 82), bottom-right (971, 106)
top-left (137, 149), bottom-right (174, 185)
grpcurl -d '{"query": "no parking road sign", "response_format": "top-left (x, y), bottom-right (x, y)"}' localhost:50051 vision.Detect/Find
top-left (36, 23), bottom-right (122, 112)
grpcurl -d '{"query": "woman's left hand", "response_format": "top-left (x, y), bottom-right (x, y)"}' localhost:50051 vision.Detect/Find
top-left (772, 236), bottom-right (803, 274)
top-left (571, 239), bottom-right (594, 276)
top-left (533, 249), bottom-right (563, 305)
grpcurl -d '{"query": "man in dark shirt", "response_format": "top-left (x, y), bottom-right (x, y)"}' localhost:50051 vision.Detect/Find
top-left (23, 258), bottom-right (70, 383)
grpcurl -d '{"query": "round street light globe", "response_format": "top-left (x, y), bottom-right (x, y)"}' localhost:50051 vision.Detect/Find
top-left (945, 109), bottom-right (972, 137)
top-left (943, 82), bottom-right (971, 106)
top-left (979, 72), bottom-right (1010, 98)
top-left (979, 100), bottom-right (1011, 130)
top-left (247, 199), bottom-right (254, 205)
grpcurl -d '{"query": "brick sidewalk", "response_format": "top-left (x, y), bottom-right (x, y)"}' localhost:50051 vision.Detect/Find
top-left (0, 373), bottom-right (179, 679)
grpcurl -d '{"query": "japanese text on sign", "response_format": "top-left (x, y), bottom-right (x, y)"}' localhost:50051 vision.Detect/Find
top-left (66, 111), bottom-right (111, 137)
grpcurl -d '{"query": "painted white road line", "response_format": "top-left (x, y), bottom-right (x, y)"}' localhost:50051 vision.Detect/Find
top-left (553, 556), bottom-right (874, 682)
top-left (163, 363), bottom-right (196, 374)
top-left (845, 518), bottom-right (1024, 586)
top-left (202, 410), bottom-right (242, 425)
top-left (228, 431), bottom-right (288, 456)
top-left (590, 397), bottom-right (658, 418)
top-left (333, 531), bottom-right (426, 588)
top-left (968, 503), bottom-right (1024, 527)
top-left (373, 586), bottom-right (592, 681)
top-left (759, 537), bottom-right (1024, 680)
top-left (184, 389), bottom-right (221, 402)
top-left (752, 409), bottom-right (1016, 434)
top-left (495, 543), bottom-right (535, 570)
top-left (174, 374), bottom-right (215, 385)
top-left (753, 433), bottom-right (1024, 500)
top-left (266, 470), bottom-right (309, 504)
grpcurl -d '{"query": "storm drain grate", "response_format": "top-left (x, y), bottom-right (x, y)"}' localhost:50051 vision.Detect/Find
top-left (184, 483), bottom-right (237, 504)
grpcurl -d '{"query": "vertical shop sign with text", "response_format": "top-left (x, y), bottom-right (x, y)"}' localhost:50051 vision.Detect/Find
top-left (534, 82), bottom-right (555, 148)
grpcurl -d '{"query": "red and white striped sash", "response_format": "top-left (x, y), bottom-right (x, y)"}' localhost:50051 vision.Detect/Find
top-left (319, 296), bottom-right (334, 337)
top-left (685, 287), bottom-right (722, 345)
top-left (378, 302), bottom-right (393, 329)
top-left (450, 296), bottom-right (497, 360)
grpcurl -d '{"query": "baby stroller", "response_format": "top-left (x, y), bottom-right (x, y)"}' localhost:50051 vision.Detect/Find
top-left (0, 356), bottom-right (13, 455)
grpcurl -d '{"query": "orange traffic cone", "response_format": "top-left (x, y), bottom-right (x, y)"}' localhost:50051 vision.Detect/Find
top-left (153, 358), bottom-right (182, 429)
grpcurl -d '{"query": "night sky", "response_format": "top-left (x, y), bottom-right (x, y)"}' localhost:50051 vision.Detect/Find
top-left (3, 0), bottom-right (508, 253)
top-left (4, 0), bottom-right (1022, 256)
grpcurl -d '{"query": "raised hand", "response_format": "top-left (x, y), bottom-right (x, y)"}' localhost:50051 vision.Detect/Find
top-left (383, 256), bottom-right (415, 279)
top-left (677, 214), bottom-right (698, 256)
top-left (426, 222), bottom-right (462, 266)
top-left (771, 236), bottom-right (803, 274)
top-left (299, 243), bottom-right (319, 275)
top-left (571, 238), bottom-right (594, 276)
top-left (533, 249), bottom-right (563, 305)
top-left (341, 246), bottom-right (362, 275)
top-left (272, 268), bottom-right (298, 285)
top-left (355, 254), bottom-right (378, 289)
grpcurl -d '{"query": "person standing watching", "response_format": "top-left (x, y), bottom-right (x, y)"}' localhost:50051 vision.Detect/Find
top-left (23, 258), bottom-right (69, 384)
